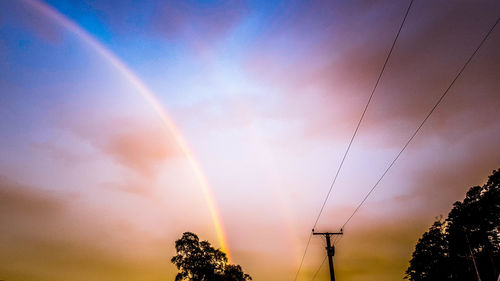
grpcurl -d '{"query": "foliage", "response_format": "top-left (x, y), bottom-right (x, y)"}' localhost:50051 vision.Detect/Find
top-left (405, 169), bottom-right (500, 281)
top-left (405, 219), bottom-right (450, 281)
top-left (171, 232), bottom-right (251, 281)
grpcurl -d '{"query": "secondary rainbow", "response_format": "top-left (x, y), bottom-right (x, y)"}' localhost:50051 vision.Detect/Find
top-left (24, 0), bottom-right (231, 259)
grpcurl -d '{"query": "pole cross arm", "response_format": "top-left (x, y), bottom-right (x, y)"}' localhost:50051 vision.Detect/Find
top-left (312, 232), bottom-right (343, 236)
top-left (312, 230), bottom-right (343, 281)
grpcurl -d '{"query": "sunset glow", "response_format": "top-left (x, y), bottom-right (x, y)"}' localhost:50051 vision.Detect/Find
top-left (0, 1), bottom-right (499, 281)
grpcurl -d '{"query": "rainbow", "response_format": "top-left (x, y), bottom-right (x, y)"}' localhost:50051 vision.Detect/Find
top-left (23, 0), bottom-right (230, 259)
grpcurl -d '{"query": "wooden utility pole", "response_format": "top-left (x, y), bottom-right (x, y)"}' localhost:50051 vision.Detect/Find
top-left (313, 230), bottom-right (343, 281)
top-left (463, 227), bottom-right (482, 281)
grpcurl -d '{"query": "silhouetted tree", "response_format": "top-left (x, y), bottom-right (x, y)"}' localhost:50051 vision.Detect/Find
top-left (446, 169), bottom-right (500, 281)
top-left (171, 232), bottom-right (251, 281)
top-left (405, 169), bottom-right (500, 281)
top-left (405, 219), bottom-right (450, 281)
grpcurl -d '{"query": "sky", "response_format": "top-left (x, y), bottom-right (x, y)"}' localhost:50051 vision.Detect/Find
top-left (0, 0), bottom-right (499, 281)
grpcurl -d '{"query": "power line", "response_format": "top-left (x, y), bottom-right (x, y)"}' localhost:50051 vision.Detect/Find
top-left (332, 234), bottom-right (342, 245)
top-left (293, 1), bottom-right (414, 280)
top-left (294, 233), bottom-right (313, 281)
top-left (340, 15), bottom-right (500, 231)
top-left (311, 255), bottom-right (328, 281)
top-left (333, 235), bottom-right (343, 246)
top-left (312, 0), bottom-right (415, 231)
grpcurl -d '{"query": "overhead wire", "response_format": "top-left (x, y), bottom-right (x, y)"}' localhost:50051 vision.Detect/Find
top-left (311, 255), bottom-right (328, 281)
top-left (311, 0), bottom-right (415, 232)
top-left (293, 1), bottom-right (415, 280)
top-left (340, 15), bottom-right (500, 231)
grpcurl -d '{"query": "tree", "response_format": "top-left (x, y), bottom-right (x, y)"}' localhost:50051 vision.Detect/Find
top-left (171, 232), bottom-right (251, 281)
top-left (446, 169), bottom-right (500, 281)
top-left (405, 219), bottom-right (450, 281)
top-left (405, 168), bottom-right (500, 281)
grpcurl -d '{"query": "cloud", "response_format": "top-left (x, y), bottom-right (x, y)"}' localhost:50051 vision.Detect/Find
top-left (284, 214), bottom-right (428, 281)
top-left (240, 0), bottom-right (500, 149)
top-left (58, 116), bottom-right (182, 178)
top-left (100, 123), bottom-right (179, 176)
top-left (81, 0), bottom-right (250, 54)
top-left (32, 141), bottom-right (91, 164)
top-left (0, 176), bottom-right (65, 221)
top-left (101, 180), bottom-right (157, 198)
top-left (151, 0), bottom-right (248, 40)
top-left (1, 1), bottom-right (64, 44)
top-left (0, 176), bottom-right (176, 281)
top-left (319, 217), bottom-right (427, 281)
top-left (399, 137), bottom-right (500, 215)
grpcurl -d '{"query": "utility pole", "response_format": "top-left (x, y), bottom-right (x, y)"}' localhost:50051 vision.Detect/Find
top-left (313, 230), bottom-right (343, 281)
top-left (464, 227), bottom-right (482, 281)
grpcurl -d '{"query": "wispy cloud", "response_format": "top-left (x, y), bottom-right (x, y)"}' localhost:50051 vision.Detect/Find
top-left (60, 116), bottom-right (182, 178)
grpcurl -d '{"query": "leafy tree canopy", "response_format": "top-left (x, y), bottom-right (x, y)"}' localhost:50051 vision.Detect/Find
top-left (171, 232), bottom-right (251, 281)
top-left (405, 168), bottom-right (500, 281)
